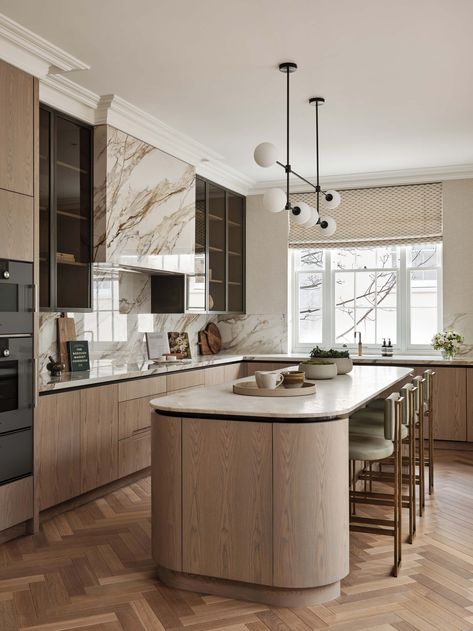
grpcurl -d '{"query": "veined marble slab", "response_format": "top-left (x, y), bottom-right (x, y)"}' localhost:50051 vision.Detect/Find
top-left (151, 365), bottom-right (413, 420)
top-left (94, 125), bottom-right (196, 273)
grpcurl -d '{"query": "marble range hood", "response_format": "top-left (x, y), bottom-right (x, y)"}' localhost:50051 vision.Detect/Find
top-left (93, 125), bottom-right (196, 275)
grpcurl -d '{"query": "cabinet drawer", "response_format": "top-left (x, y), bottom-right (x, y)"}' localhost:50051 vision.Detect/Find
top-left (246, 362), bottom-right (296, 376)
top-left (0, 476), bottom-right (33, 531)
top-left (119, 393), bottom-right (166, 440)
top-left (224, 362), bottom-right (246, 381)
top-left (118, 375), bottom-right (166, 402)
top-left (204, 365), bottom-right (227, 386)
top-left (167, 369), bottom-right (205, 392)
top-left (118, 429), bottom-right (151, 478)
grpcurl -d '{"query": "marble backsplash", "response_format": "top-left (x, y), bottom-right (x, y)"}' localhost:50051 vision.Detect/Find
top-left (39, 269), bottom-right (287, 373)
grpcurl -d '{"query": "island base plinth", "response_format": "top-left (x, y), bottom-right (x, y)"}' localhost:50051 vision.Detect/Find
top-left (156, 565), bottom-right (340, 608)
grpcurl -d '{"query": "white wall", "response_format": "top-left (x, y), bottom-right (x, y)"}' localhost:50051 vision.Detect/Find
top-left (442, 179), bottom-right (473, 355)
top-left (246, 194), bottom-right (289, 314)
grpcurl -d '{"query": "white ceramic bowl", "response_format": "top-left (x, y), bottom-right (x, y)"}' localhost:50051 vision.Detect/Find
top-left (299, 362), bottom-right (337, 380)
top-left (332, 358), bottom-right (353, 375)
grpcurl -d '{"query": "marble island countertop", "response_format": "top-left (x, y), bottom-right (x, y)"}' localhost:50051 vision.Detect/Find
top-left (150, 365), bottom-right (413, 420)
top-left (39, 351), bottom-right (473, 393)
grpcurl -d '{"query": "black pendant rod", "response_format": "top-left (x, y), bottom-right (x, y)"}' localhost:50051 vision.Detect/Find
top-left (316, 100), bottom-right (320, 214)
top-left (285, 67), bottom-right (291, 210)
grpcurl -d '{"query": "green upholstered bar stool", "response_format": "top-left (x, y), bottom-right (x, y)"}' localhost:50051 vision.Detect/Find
top-left (367, 375), bottom-right (427, 517)
top-left (350, 383), bottom-right (418, 543)
top-left (349, 392), bottom-right (404, 577)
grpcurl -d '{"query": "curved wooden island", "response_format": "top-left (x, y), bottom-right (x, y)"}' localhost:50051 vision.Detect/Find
top-left (150, 365), bottom-right (412, 607)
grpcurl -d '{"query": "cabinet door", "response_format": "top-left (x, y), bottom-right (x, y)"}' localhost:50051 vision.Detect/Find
top-left (0, 189), bottom-right (34, 263)
top-left (466, 369), bottom-right (473, 442)
top-left (0, 60), bottom-right (34, 196)
top-left (431, 367), bottom-right (466, 441)
top-left (38, 391), bottom-right (81, 510)
top-left (182, 418), bottom-right (272, 584)
top-left (80, 384), bottom-right (118, 493)
top-left (204, 365), bottom-right (227, 386)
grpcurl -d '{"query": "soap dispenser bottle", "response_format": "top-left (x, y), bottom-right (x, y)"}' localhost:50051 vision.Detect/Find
top-left (387, 338), bottom-right (393, 357)
top-left (382, 338), bottom-right (387, 357)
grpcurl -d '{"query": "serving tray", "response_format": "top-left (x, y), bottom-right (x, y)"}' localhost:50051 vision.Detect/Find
top-left (233, 380), bottom-right (316, 397)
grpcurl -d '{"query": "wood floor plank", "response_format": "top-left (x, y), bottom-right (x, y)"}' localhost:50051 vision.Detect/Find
top-left (0, 450), bottom-right (472, 630)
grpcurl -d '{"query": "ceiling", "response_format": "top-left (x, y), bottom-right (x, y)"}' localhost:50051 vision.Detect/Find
top-left (1, 0), bottom-right (473, 187)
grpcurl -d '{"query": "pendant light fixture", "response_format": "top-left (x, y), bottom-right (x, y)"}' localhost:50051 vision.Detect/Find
top-left (253, 62), bottom-right (340, 235)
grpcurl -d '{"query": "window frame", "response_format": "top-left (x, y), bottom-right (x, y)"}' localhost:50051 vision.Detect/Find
top-left (291, 244), bottom-right (443, 355)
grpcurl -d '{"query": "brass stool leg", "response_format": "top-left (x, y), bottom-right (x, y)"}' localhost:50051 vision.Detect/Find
top-left (409, 423), bottom-right (416, 543)
top-left (418, 409), bottom-right (425, 516)
top-left (428, 409), bottom-right (434, 495)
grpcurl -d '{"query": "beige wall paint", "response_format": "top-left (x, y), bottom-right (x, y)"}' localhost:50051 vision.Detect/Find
top-left (246, 194), bottom-right (289, 315)
top-left (442, 179), bottom-right (473, 355)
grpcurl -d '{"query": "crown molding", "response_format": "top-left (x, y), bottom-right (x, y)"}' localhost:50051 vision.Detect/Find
top-left (39, 74), bottom-right (100, 124)
top-left (36, 77), bottom-right (254, 194)
top-left (0, 12), bottom-right (89, 77)
top-left (248, 164), bottom-right (473, 195)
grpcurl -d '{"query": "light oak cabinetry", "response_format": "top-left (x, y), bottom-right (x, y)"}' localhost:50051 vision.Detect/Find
top-left (466, 369), bottom-right (473, 442)
top-left (182, 418), bottom-right (272, 584)
top-left (0, 60), bottom-right (34, 196)
top-left (246, 361), bottom-right (295, 376)
top-left (0, 189), bottom-right (34, 262)
top-left (80, 385), bottom-right (118, 493)
top-left (118, 375), bottom-right (166, 478)
top-left (431, 367), bottom-right (467, 441)
top-left (0, 477), bottom-right (33, 532)
top-left (167, 369), bottom-right (205, 392)
top-left (37, 390), bottom-right (81, 510)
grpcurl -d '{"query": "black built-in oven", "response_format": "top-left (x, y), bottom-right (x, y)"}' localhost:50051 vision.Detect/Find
top-left (0, 336), bottom-right (33, 485)
top-left (0, 259), bottom-right (34, 335)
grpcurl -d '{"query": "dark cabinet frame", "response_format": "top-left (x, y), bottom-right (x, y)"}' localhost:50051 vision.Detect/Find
top-left (40, 105), bottom-right (93, 312)
top-left (196, 176), bottom-right (246, 314)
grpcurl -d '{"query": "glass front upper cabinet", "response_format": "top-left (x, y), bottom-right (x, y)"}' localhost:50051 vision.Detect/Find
top-left (188, 177), bottom-right (245, 313)
top-left (39, 106), bottom-right (92, 311)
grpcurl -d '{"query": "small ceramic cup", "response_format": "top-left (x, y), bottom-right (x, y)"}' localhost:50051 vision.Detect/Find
top-left (255, 371), bottom-right (284, 390)
top-left (281, 370), bottom-right (305, 388)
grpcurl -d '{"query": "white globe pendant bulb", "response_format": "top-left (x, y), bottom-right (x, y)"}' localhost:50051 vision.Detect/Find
top-left (291, 201), bottom-right (312, 225)
top-left (304, 205), bottom-right (319, 228)
top-left (254, 142), bottom-right (278, 168)
top-left (262, 188), bottom-right (286, 213)
top-left (318, 216), bottom-right (337, 237)
top-left (324, 189), bottom-right (341, 210)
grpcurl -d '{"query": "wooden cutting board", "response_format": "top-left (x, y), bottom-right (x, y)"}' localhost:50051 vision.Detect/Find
top-left (57, 315), bottom-right (76, 368)
top-left (206, 323), bottom-right (222, 354)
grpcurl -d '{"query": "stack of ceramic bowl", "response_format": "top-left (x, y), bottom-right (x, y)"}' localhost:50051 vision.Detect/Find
top-left (299, 360), bottom-right (338, 380)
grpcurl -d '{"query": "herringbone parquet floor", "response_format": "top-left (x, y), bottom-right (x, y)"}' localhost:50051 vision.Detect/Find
top-left (1, 450), bottom-right (473, 630)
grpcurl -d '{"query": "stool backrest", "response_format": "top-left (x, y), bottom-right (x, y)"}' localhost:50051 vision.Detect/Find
top-left (412, 375), bottom-right (425, 415)
top-left (423, 369), bottom-right (435, 404)
top-left (400, 383), bottom-right (416, 427)
top-left (384, 392), bottom-right (404, 441)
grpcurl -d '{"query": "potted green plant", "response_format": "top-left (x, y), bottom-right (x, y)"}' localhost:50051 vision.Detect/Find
top-left (306, 346), bottom-right (353, 374)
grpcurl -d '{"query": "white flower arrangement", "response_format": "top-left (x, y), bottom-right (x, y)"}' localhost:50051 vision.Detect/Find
top-left (431, 329), bottom-right (464, 359)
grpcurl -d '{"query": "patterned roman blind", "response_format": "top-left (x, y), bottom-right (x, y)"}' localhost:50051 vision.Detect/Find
top-left (288, 182), bottom-right (443, 249)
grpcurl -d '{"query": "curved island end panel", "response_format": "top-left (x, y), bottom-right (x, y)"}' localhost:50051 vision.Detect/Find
top-left (150, 366), bottom-right (412, 607)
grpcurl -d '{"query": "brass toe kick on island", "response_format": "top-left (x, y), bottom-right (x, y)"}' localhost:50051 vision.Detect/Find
top-left (151, 413), bottom-right (349, 607)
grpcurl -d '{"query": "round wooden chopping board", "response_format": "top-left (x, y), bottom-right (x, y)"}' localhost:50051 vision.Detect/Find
top-left (206, 322), bottom-right (222, 354)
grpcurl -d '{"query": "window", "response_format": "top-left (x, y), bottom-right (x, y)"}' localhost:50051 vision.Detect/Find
top-left (83, 271), bottom-right (128, 343)
top-left (292, 244), bottom-right (442, 353)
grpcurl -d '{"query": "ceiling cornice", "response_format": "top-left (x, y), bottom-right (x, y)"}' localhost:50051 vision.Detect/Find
top-left (0, 11), bottom-right (89, 77)
top-left (248, 163), bottom-right (473, 195)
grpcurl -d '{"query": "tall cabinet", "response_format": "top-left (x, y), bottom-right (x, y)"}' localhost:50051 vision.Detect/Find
top-left (189, 177), bottom-right (245, 314)
top-left (39, 106), bottom-right (93, 310)
top-left (0, 59), bottom-right (37, 538)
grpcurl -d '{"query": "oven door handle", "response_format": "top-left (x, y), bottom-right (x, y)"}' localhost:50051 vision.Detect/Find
top-left (33, 282), bottom-right (38, 313)
top-left (33, 357), bottom-right (38, 408)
